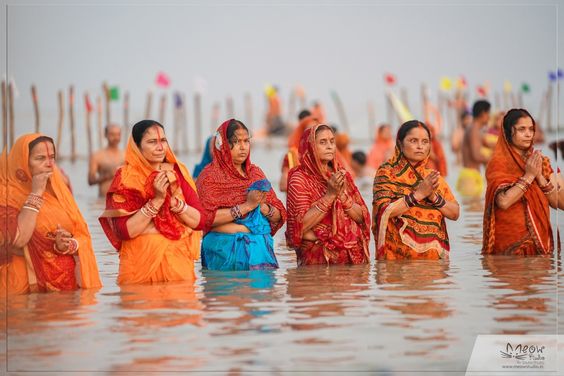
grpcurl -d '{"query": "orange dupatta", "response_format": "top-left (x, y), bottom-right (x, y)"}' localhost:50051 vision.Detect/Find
top-left (0, 134), bottom-right (101, 294)
top-left (482, 127), bottom-right (555, 255)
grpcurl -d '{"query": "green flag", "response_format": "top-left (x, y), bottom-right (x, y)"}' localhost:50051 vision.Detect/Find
top-left (520, 83), bottom-right (530, 93)
top-left (110, 86), bottom-right (120, 101)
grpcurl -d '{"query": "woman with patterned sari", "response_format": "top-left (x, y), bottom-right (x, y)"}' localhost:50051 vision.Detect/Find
top-left (482, 109), bottom-right (559, 256)
top-left (286, 124), bottom-right (370, 266)
top-left (197, 119), bottom-right (286, 271)
top-left (99, 120), bottom-right (205, 285)
top-left (0, 134), bottom-right (101, 295)
top-left (372, 120), bottom-right (459, 260)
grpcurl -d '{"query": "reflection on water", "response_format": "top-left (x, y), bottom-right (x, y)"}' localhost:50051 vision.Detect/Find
top-left (2, 141), bottom-right (562, 373)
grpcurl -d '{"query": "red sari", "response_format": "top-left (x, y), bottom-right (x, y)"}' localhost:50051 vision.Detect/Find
top-left (482, 127), bottom-right (556, 256)
top-left (196, 119), bottom-right (286, 235)
top-left (286, 125), bottom-right (370, 266)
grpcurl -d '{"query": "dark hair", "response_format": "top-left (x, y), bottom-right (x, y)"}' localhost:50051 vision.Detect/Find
top-left (226, 119), bottom-right (249, 149)
top-left (314, 124), bottom-right (334, 137)
top-left (104, 123), bottom-right (120, 137)
top-left (460, 110), bottom-right (471, 121)
top-left (352, 150), bottom-right (367, 166)
top-left (131, 120), bottom-right (164, 147)
top-left (472, 100), bottom-right (491, 118)
top-left (29, 136), bottom-right (55, 156)
top-left (397, 120), bottom-right (431, 144)
top-left (298, 109), bottom-right (311, 120)
top-left (502, 108), bottom-right (535, 144)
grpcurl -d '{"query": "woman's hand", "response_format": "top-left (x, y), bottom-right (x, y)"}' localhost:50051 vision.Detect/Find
top-left (246, 190), bottom-right (266, 210)
top-left (54, 224), bottom-right (74, 254)
top-left (31, 171), bottom-right (52, 196)
top-left (327, 170), bottom-right (346, 198)
top-left (153, 171), bottom-right (170, 200)
top-left (524, 151), bottom-right (542, 181)
top-left (415, 171), bottom-right (439, 200)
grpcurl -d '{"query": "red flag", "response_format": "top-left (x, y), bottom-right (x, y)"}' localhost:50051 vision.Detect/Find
top-left (155, 71), bottom-right (171, 88)
top-left (84, 94), bottom-right (93, 113)
top-left (384, 73), bottom-right (396, 86)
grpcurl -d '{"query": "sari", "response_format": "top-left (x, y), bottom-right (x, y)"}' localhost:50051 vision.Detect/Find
top-left (372, 146), bottom-right (456, 260)
top-left (286, 124), bottom-right (370, 266)
top-left (482, 128), bottom-right (555, 256)
top-left (197, 119), bottom-right (287, 270)
top-left (0, 134), bottom-right (101, 294)
top-left (99, 136), bottom-right (204, 285)
top-left (193, 135), bottom-right (213, 179)
top-left (367, 133), bottom-right (394, 170)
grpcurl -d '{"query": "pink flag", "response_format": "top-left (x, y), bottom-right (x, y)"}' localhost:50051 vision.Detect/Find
top-left (155, 71), bottom-right (171, 88)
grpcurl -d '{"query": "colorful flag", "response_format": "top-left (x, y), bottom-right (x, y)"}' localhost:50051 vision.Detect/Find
top-left (456, 75), bottom-right (467, 90)
top-left (388, 91), bottom-right (414, 123)
top-left (109, 86), bottom-right (119, 101)
top-left (155, 71), bottom-right (171, 88)
top-left (476, 86), bottom-right (487, 97)
top-left (549, 71), bottom-right (557, 82)
top-left (503, 80), bottom-right (512, 93)
top-left (439, 77), bottom-right (452, 91)
top-left (174, 92), bottom-right (183, 108)
top-left (384, 73), bottom-right (396, 86)
top-left (521, 83), bottom-right (530, 93)
top-left (85, 94), bottom-right (93, 112)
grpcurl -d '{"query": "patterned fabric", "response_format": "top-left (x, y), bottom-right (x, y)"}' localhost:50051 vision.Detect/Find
top-left (99, 133), bottom-right (202, 285)
top-left (0, 134), bottom-right (101, 294)
top-left (286, 124), bottom-right (370, 266)
top-left (372, 145), bottom-right (455, 260)
top-left (482, 124), bottom-right (555, 256)
top-left (196, 119), bottom-right (286, 235)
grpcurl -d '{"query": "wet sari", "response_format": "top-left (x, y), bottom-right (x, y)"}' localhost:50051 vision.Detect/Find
top-left (197, 119), bottom-right (287, 270)
top-left (0, 134), bottom-right (101, 294)
top-left (482, 127), bottom-right (556, 256)
top-left (99, 136), bottom-right (204, 285)
top-left (286, 125), bottom-right (370, 266)
top-left (372, 146), bottom-right (456, 260)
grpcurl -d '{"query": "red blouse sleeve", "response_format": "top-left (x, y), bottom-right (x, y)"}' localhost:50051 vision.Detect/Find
top-left (111, 216), bottom-right (132, 240)
top-left (175, 164), bottom-right (206, 230)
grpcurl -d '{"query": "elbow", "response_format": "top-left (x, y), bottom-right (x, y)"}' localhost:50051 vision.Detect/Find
top-left (496, 200), bottom-right (510, 211)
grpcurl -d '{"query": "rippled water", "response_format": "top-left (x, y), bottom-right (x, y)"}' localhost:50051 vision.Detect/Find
top-left (1, 136), bottom-right (562, 374)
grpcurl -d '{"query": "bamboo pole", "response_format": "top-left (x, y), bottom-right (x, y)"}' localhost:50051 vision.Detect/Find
top-left (56, 90), bottom-right (64, 157)
top-left (494, 92), bottom-right (501, 111)
top-left (173, 92), bottom-right (181, 153)
top-left (1, 81), bottom-right (6, 150)
top-left (69, 85), bottom-right (77, 163)
top-left (158, 93), bottom-right (166, 124)
top-left (181, 93), bottom-right (188, 153)
top-left (367, 100), bottom-right (376, 139)
top-left (145, 91), bottom-right (152, 119)
top-left (96, 95), bottom-right (103, 150)
top-left (102, 82), bottom-right (110, 125)
top-left (287, 89), bottom-right (296, 122)
top-left (386, 91), bottom-right (393, 126)
top-left (210, 101), bottom-right (220, 135)
top-left (330, 91), bottom-right (350, 134)
top-left (226, 96), bottom-right (234, 118)
top-left (546, 84), bottom-right (553, 131)
top-left (244, 92), bottom-right (253, 131)
top-left (194, 93), bottom-right (202, 154)
top-left (537, 89), bottom-right (547, 130)
top-left (84, 93), bottom-right (93, 159)
top-left (8, 82), bottom-right (14, 148)
top-left (31, 85), bottom-right (40, 133)
top-left (123, 91), bottom-right (129, 147)
top-left (400, 87), bottom-right (410, 114)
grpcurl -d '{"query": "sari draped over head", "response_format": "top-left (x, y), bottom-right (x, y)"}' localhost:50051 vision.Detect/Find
top-left (286, 124), bottom-right (370, 266)
top-left (99, 134), bottom-right (203, 285)
top-left (0, 134), bottom-right (101, 294)
top-left (193, 135), bottom-right (213, 179)
top-left (372, 144), bottom-right (455, 260)
top-left (482, 126), bottom-right (555, 256)
top-left (197, 119), bottom-right (287, 235)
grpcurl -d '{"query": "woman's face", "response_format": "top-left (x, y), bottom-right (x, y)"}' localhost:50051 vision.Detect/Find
top-left (510, 116), bottom-right (535, 151)
top-left (229, 128), bottom-right (251, 166)
top-left (28, 141), bottom-right (56, 176)
top-left (400, 126), bottom-right (430, 164)
top-left (140, 126), bottom-right (168, 165)
top-left (315, 129), bottom-right (336, 164)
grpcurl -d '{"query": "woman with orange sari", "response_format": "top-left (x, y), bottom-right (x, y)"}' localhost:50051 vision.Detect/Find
top-left (197, 119), bottom-right (286, 271)
top-left (0, 134), bottom-right (101, 294)
top-left (372, 120), bottom-right (460, 260)
top-left (286, 124), bottom-right (370, 266)
top-left (367, 124), bottom-right (394, 170)
top-left (99, 120), bottom-right (204, 285)
top-left (482, 109), bottom-right (559, 256)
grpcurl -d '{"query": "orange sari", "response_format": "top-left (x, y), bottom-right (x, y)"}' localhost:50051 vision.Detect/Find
top-left (99, 137), bottom-right (202, 285)
top-left (367, 135), bottom-right (394, 170)
top-left (372, 146), bottom-right (455, 260)
top-left (0, 134), bottom-right (101, 295)
top-left (482, 129), bottom-right (555, 256)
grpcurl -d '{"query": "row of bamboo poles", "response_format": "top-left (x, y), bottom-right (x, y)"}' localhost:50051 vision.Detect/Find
top-left (1, 79), bottom-right (559, 161)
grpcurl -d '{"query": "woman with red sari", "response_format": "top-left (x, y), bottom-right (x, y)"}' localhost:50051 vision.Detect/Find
top-left (482, 109), bottom-right (559, 256)
top-left (286, 124), bottom-right (370, 266)
top-left (99, 120), bottom-right (205, 285)
top-left (197, 119), bottom-right (286, 270)
top-left (0, 134), bottom-right (101, 294)
top-left (372, 120), bottom-right (459, 260)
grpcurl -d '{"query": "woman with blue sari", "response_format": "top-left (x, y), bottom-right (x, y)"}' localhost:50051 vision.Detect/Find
top-left (196, 119), bottom-right (287, 270)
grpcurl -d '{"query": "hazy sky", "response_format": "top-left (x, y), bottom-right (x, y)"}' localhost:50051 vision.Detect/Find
top-left (1, 0), bottom-right (562, 147)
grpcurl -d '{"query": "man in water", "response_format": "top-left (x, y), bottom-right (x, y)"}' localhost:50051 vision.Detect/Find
top-left (88, 124), bottom-right (124, 197)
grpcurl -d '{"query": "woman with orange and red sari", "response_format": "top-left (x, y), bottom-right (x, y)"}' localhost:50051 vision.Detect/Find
top-left (197, 119), bottom-right (286, 271)
top-left (367, 124), bottom-right (394, 170)
top-left (286, 124), bottom-right (370, 266)
top-left (0, 134), bottom-right (101, 295)
top-left (99, 120), bottom-right (205, 285)
top-left (372, 121), bottom-right (460, 260)
top-left (482, 109), bottom-right (560, 256)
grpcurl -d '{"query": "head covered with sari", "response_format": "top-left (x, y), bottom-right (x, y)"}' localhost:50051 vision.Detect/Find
top-left (482, 108), bottom-right (554, 255)
top-left (196, 119), bottom-right (286, 234)
top-left (99, 120), bottom-right (201, 257)
top-left (372, 120), bottom-right (454, 259)
top-left (0, 134), bottom-right (101, 292)
top-left (286, 124), bottom-right (370, 263)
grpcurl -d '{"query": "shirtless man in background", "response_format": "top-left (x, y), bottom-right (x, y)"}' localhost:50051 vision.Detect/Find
top-left (88, 124), bottom-right (124, 197)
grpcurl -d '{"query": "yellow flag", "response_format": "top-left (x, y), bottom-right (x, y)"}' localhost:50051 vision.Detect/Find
top-left (388, 91), bottom-right (414, 123)
top-left (503, 80), bottom-right (513, 93)
top-left (439, 76), bottom-right (452, 91)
